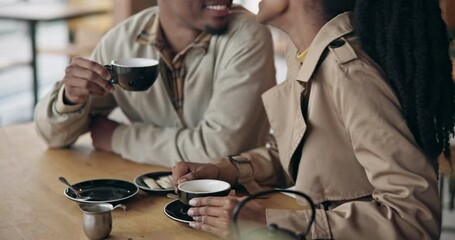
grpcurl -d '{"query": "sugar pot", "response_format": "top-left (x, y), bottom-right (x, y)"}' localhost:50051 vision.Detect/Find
top-left (79, 203), bottom-right (126, 240)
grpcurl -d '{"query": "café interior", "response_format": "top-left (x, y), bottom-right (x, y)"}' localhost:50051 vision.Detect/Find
top-left (0, 0), bottom-right (454, 239)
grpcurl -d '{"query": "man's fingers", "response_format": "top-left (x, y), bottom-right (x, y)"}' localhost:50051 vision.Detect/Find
top-left (71, 56), bottom-right (111, 79)
top-left (65, 86), bottom-right (89, 99)
top-left (65, 85), bottom-right (106, 100)
top-left (65, 77), bottom-right (107, 94)
top-left (68, 57), bottom-right (114, 92)
top-left (65, 66), bottom-right (113, 92)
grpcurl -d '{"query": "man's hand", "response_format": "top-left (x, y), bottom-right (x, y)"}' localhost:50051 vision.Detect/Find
top-left (90, 116), bottom-right (119, 152)
top-left (63, 57), bottom-right (114, 104)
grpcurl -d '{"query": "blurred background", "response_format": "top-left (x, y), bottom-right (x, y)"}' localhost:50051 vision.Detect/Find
top-left (0, 0), bottom-right (454, 239)
top-left (0, 0), bottom-right (290, 126)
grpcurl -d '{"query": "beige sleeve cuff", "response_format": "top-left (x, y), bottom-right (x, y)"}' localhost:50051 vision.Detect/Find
top-left (55, 85), bottom-right (85, 113)
top-left (266, 208), bottom-right (332, 239)
top-left (216, 155), bottom-right (266, 194)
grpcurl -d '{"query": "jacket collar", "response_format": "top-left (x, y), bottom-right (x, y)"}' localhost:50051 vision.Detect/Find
top-left (296, 12), bottom-right (354, 83)
top-left (136, 15), bottom-right (211, 55)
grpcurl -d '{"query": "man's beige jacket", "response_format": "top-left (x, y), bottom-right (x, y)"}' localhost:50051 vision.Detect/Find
top-left (225, 12), bottom-right (440, 239)
top-left (34, 6), bottom-right (276, 167)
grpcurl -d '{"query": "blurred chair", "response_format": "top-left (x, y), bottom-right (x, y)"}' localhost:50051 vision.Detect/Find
top-left (38, 0), bottom-right (113, 58)
top-left (111, 0), bottom-right (156, 25)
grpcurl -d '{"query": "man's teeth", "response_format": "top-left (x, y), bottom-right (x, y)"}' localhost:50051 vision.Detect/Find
top-left (206, 5), bottom-right (227, 11)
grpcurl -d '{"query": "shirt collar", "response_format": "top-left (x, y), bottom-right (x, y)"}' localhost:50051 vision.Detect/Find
top-left (136, 15), bottom-right (211, 55)
top-left (296, 11), bottom-right (354, 83)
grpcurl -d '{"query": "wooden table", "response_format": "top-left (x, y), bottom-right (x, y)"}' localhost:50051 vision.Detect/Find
top-left (0, 123), bottom-right (302, 239)
top-left (0, 3), bottom-right (108, 106)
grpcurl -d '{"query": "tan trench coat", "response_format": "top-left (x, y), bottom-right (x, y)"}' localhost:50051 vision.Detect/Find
top-left (220, 12), bottom-right (441, 239)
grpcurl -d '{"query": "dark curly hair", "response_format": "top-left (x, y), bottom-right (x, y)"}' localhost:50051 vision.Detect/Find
top-left (322, 0), bottom-right (455, 171)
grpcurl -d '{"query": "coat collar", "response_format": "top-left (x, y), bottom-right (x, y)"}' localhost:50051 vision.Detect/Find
top-left (296, 12), bottom-right (354, 83)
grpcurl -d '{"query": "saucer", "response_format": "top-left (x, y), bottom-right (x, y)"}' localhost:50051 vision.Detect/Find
top-left (134, 171), bottom-right (174, 194)
top-left (64, 179), bottom-right (138, 204)
top-left (163, 200), bottom-right (192, 224)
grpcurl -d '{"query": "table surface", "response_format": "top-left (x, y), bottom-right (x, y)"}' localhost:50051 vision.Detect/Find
top-left (0, 3), bottom-right (108, 22)
top-left (0, 123), bottom-right (302, 240)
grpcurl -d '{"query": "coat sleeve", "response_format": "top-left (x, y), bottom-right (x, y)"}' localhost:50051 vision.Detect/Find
top-left (34, 36), bottom-right (118, 148)
top-left (109, 23), bottom-right (276, 167)
top-left (214, 133), bottom-right (294, 195)
top-left (265, 60), bottom-right (441, 239)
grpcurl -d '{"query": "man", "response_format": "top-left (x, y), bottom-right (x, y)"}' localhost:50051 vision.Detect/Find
top-left (34, 0), bottom-right (275, 167)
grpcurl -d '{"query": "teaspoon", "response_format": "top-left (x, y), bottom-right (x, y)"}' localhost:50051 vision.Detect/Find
top-left (59, 177), bottom-right (90, 200)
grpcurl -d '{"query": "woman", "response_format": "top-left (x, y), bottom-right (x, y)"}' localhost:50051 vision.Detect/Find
top-left (172, 0), bottom-right (455, 239)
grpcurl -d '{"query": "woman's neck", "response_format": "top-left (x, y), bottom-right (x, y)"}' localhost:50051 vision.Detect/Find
top-left (273, 3), bottom-right (328, 52)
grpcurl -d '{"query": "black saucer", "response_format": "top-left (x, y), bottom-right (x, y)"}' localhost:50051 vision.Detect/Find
top-left (134, 171), bottom-right (173, 194)
top-left (64, 179), bottom-right (138, 204)
top-left (163, 200), bottom-right (192, 224)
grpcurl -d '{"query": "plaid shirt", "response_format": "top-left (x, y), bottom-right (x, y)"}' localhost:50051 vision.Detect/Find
top-left (137, 16), bottom-right (211, 121)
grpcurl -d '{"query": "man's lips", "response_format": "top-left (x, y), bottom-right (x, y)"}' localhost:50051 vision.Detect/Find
top-left (205, 4), bottom-right (229, 17)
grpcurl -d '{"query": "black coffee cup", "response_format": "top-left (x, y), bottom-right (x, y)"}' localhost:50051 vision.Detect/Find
top-left (104, 58), bottom-right (159, 91)
top-left (177, 179), bottom-right (231, 206)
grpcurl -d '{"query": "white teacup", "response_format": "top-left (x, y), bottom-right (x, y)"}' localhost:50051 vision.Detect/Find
top-left (177, 179), bottom-right (231, 206)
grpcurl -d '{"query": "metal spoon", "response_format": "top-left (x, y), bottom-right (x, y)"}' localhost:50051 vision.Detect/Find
top-left (59, 177), bottom-right (90, 200)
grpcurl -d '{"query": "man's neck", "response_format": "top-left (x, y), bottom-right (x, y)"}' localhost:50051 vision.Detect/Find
top-left (158, 15), bottom-right (201, 54)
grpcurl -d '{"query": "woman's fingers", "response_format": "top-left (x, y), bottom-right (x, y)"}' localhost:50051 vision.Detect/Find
top-left (189, 221), bottom-right (231, 239)
top-left (188, 197), bottom-right (239, 221)
top-left (188, 205), bottom-right (231, 218)
top-left (192, 215), bottom-right (230, 229)
top-left (171, 162), bottom-right (220, 187)
top-left (187, 196), bottom-right (267, 238)
top-left (190, 196), bottom-right (238, 208)
top-left (171, 162), bottom-right (192, 187)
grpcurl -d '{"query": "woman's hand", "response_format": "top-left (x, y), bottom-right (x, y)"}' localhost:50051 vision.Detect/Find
top-left (187, 196), bottom-right (267, 239)
top-left (172, 160), bottom-right (238, 188)
top-left (172, 162), bottom-right (221, 187)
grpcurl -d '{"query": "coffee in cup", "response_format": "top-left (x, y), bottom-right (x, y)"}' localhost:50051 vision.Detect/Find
top-left (177, 179), bottom-right (231, 206)
top-left (104, 58), bottom-right (158, 91)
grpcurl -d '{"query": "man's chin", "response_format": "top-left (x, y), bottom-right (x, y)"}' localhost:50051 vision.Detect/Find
top-left (205, 24), bottom-right (229, 35)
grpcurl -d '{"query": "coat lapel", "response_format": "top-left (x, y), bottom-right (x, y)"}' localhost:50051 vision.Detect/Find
top-left (263, 12), bottom-right (355, 171)
top-left (262, 79), bottom-right (307, 171)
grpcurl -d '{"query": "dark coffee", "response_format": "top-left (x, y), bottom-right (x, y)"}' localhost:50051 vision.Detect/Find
top-left (105, 58), bottom-right (159, 91)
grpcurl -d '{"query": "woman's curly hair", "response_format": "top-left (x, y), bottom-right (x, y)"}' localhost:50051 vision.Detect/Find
top-left (322, 0), bottom-right (455, 172)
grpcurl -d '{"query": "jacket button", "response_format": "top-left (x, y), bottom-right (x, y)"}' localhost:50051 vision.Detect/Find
top-left (329, 39), bottom-right (345, 48)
